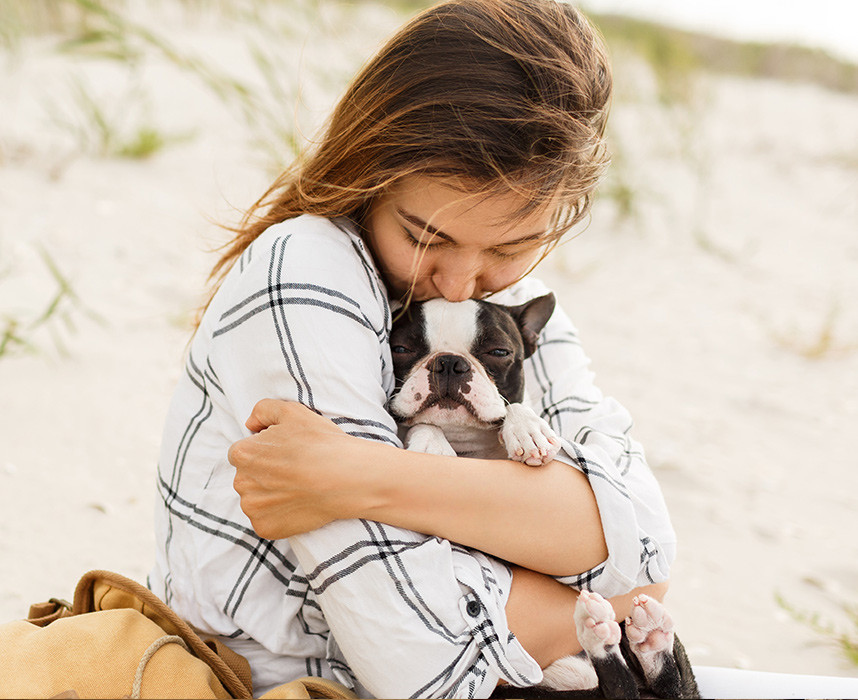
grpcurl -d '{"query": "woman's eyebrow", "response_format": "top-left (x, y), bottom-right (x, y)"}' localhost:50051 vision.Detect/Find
top-left (397, 208), bottom-right (546, 247)
top-left (397, 209), bottom-right (454, 242)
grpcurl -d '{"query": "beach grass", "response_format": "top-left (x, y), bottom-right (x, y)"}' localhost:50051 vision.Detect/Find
top-left (589, 13), bottom-right (858, 97)
top-left (44, 74), bottom-right (185, 160)
top-left (777, 590), bottom-right (858, 668)
top-left (0, 249), bottom-right (90, 359)
top-left (769, 299), bottom-right (858, 361)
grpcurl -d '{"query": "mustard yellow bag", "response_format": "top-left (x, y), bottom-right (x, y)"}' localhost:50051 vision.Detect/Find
top-left (0, 570), bottom-right (354, 700)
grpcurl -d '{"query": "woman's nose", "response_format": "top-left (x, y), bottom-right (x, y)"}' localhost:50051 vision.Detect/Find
top-left (432, 273), bottom-right (476, 302)
top-left (431, 256), bottom-right (480, 301)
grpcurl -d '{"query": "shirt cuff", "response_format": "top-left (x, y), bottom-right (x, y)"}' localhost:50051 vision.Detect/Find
top-left (451, 548), bottom-right (544, 695)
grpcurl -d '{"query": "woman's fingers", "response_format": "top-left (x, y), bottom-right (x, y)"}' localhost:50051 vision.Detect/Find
top-left (245, 398), bottom-right (296, 433)
top-left (228, 399), bottom-right (358, 539)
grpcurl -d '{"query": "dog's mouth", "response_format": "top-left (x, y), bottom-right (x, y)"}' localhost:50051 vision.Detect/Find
top-left (423, 395), bottom-right (468, 411)
top-left (393, 391), bottom-right (501, 428)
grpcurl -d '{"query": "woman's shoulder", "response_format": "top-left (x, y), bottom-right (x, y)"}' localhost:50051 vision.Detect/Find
top-left (230, 215), bottom-right (380, 290)
top-left (209, 214), bottom-right (389, 328)
top-left (250, 214), bottom-right (372, 267)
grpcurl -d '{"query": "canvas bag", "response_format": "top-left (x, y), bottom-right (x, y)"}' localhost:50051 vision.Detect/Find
top-left (0, 570), bottom-right (354, 699)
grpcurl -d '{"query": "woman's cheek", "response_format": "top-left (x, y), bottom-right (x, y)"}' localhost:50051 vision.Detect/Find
top-left (484, 258), bottom-right (535, 291)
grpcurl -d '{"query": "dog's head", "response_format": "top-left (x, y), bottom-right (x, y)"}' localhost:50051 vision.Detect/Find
top-left (388, 293), bottom-right (556, 428)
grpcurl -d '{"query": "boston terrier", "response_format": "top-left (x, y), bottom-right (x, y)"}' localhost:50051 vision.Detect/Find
top-left (388, 293), bottom-right (561, 467)
top-left (388, 294), bottom-right (695, 698)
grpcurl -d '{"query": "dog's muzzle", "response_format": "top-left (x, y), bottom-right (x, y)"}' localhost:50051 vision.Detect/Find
top-left (427, 354), bottom-right (473, 398)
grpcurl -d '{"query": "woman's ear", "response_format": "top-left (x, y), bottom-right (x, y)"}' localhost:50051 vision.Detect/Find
top-left (508, 292), bottom-right (556, 358)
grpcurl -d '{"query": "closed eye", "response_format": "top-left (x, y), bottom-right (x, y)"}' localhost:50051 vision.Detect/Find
top-left (401, 224), bottom-right (443, 249)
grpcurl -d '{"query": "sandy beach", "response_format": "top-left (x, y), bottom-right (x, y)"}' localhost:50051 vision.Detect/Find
top-left (1, 0), bottom-right (857, 687)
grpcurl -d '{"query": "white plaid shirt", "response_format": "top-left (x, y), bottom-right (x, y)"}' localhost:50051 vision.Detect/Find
top-left (149, 214), bottom-right (675, 698)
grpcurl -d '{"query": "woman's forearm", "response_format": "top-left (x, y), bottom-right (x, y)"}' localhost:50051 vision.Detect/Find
top-left (230, 400), bottom-right (606, 575)
top-left (353, 438), bottom-right (608, 576)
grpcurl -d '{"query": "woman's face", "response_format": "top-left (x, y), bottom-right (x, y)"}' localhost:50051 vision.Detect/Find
top-left (363, 175), bottom-right (554, 302)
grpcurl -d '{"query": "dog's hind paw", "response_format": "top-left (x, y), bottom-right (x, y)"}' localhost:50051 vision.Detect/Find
top-left (574, 590), bottom-right (640, 698)
top-left (574, 590), bottom-right (621, 657)
top-left (625, 594), bottom-right (675, 656)
top-left (625, 593), bottom-right (682, 696)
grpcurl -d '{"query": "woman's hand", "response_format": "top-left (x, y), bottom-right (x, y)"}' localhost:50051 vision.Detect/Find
top-left (228, 399), bottom-right (363, 539)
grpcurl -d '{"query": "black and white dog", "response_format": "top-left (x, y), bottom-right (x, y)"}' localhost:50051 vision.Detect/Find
top-left (388, 294), bottom-right (696, 698)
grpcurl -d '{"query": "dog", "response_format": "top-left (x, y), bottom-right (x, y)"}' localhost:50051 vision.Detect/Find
top-left (388, 294), bottom-right (695, 698)
top-left (388, 293), bottom-right (561, 467)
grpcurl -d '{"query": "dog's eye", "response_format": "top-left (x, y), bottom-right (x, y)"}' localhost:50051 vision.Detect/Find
top-left (392, 345), bottom-right (413, 354)
top-left (486, 348), bottom-right (511, 357)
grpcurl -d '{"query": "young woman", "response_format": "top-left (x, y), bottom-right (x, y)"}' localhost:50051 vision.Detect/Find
top-left (149, 1), bottom-right (675, 696)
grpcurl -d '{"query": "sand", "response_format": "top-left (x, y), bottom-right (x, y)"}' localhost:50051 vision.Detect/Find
top-left (1, 0), bottom-right (857, 686)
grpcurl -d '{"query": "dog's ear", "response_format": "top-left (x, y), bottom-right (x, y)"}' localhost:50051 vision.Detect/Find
top-left (508, 292), bottom-right (556, 358)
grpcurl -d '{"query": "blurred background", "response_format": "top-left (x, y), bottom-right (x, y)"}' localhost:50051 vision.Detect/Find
top-left (1, 0), bottom-right (856, 681)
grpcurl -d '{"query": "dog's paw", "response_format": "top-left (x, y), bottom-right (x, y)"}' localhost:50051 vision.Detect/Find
top-left (500, 404), bottom-right (560, 466)
top-left (405, 424), bottom-right (457, 456)
top-left (574, 590), bottom-right (621, 658)
top-left (541, 653), bottom-right (598, 691)
top-left (625, 594), bottom-right (675, 656)
top-left (625, 594), bottom-right (680, 693)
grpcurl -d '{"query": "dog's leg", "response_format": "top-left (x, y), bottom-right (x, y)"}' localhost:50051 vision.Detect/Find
top-left (573, 590), bottom-right (640, 698)
top-left (404, 423), bottom-right (457, 456)
top-left (540, 653), bottom-right (598, 691)
top-left (625, 594), bottom-right (682, 698)
top-left (500, 404), bottom-right (560, 466)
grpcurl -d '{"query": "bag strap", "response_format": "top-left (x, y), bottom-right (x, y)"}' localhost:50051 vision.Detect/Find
top-left (73, 570), bottom-right (253, 699)
top-left (27, 598), bottom-right (74, 627)
top-left (203, 636), bottom-right (255, 695)
top-left (259, 677), bottom-right (357, 699)
top-left (298, 677), bottom-right (357, 699)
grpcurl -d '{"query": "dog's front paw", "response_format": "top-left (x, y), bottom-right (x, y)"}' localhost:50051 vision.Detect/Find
top-left (405, 424), bottom-right (457, 456)
top-left (500, 404), bottom-right (560, 466)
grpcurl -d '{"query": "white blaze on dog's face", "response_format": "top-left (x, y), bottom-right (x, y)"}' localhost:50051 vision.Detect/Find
top-left (389, 300), bottom-right (505, 427)
top-left (388, 294), bottom-right (555, 429)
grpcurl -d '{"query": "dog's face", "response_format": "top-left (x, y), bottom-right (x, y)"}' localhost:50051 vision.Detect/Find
top-left (388, 293), bottom-right (555, 428)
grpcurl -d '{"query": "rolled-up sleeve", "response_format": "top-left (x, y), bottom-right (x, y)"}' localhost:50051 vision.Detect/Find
top-left (291, 522), bottom-right (542, 698)
top-left (492, 279), bottom-right (677, 598)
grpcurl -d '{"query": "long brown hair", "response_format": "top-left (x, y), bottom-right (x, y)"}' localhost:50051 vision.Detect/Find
top-left (209, 0), bottom-right (612, 294)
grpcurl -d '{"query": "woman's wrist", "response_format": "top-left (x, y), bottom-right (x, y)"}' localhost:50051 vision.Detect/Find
top-left (334, 436), bottom-right (398, 521)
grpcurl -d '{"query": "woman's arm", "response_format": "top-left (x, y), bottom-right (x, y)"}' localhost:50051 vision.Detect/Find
top-left (505, 567), bottom-right (669, 668)
top-left (232, 278), bottom-right (676, 591)
top-left (232, 404), bottom-right (669, 669)
top-left (231, 398), bottom-right (607, 576)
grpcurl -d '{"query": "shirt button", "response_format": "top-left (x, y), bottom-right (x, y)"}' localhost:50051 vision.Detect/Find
top-left (466, 600), bottom-right (481, 618)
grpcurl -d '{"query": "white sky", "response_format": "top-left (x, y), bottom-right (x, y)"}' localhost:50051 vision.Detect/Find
top-left (578, 0), bottom-right (858, 64)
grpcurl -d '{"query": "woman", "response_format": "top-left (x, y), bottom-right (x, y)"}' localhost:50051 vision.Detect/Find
top-left (149, 1), bottom-right (675, 696)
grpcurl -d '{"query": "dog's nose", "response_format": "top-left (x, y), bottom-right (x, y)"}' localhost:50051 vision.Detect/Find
top-left (428, 354), bottom-right (471, 376)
